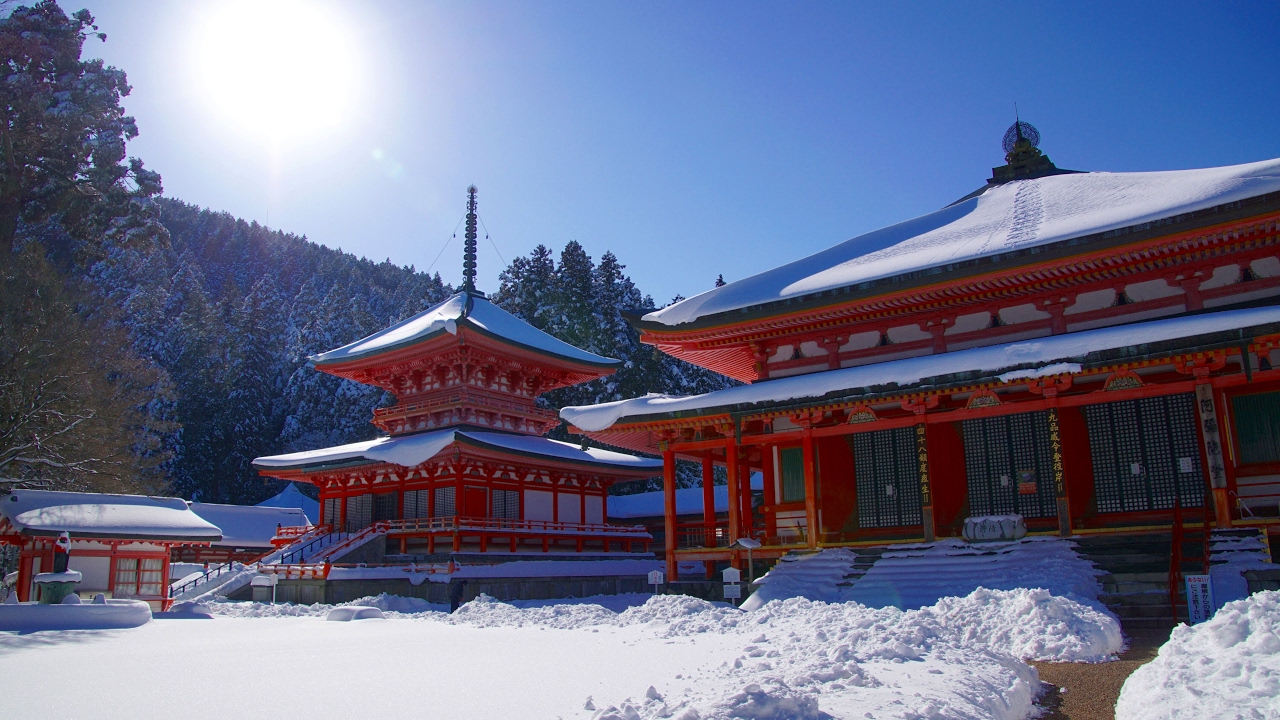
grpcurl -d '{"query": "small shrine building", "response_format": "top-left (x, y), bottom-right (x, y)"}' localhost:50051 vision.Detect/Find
top-left (253, 188), bottom-right (660, 562)
top-left (0, 489), bottom-right (222, 609)
top-left (562, 123), bottom-right (1280, 581)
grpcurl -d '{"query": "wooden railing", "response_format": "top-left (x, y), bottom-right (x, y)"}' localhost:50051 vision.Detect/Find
top-left (383, 516), bottom-right (651, 538)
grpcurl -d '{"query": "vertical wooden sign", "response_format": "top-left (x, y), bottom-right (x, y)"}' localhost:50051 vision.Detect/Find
top-left (1195, 383), bottom-right (1231, 527)
top-left (915, 423), bottom-right (935, 542)
top-left (1046, 408), bottom-right (1071, 536)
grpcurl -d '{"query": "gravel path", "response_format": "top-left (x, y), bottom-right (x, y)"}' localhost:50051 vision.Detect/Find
top-left (1030, 628), bottom-right (1170, 720)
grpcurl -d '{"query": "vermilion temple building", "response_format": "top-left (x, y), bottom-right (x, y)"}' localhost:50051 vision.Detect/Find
top-left (563, 123), bottom-right (1280, 581)
top-left (253, 189), bottom-right (660, 564)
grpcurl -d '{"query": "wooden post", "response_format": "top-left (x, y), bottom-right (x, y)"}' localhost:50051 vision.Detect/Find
top-left (726, 440), bottom-right (741, 553)
top-left (802, 429), bottom-right (818, 549)
top-left (914, 422), bottom-right (936, 543)
top-left (702, 453), bottom-right (716, 549)
top-left (662, 444), bottom-right (678, 582)
top-left (1046, 407), bottom-right (1072, 536)
top-left (1195, 383), bottom-right (1232, 527)
top-left (763, 445), bottom-right (778, 541)
top-left (739, 456), bottom-right (753, 539)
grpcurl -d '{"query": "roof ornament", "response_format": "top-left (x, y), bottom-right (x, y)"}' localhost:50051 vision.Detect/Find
top-left (462, 185), bottom-right (481, 296)
top-left (989, 113), bottom-right (1067, 184)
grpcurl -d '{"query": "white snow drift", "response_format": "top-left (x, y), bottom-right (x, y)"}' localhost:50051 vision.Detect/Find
top-left (1116, 589), bottom-right (1280, 720)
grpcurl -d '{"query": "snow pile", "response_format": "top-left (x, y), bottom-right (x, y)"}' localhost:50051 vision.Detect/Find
top-left (207, 592), bottom-right (443, 619)
top-left (920, 588), bottom-right (1121, 662)
top-left (585, 592), bottom-right (1060, 720)
top-left (1115, 590), bottom-right (1280, 719)
top-left (1209, 532), bottom-right (1274, 610)
top-left (748, 537), bottom-right (1106, 614)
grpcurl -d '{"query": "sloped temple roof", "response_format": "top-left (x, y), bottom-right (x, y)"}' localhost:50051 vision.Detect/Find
top-left (0, 489), bottom-right (222, 542)
top-left (563, 304), bottom-right (1280, 437)
top-left (642, 157), bottom-right (1280, 329)
top-left (253, 427), bottom-right (661, 474)
top-left (311, 291), bottom-right (619, 368)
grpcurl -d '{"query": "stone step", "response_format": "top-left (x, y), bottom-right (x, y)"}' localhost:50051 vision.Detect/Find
top-left (1109, 603), bottom-right (1176, 619)
top-left (1099, 571), bottom-right (1169, 583)
top-left (1099, 592), bottom-right (1168, 606)
top-left (1102, 582), bottom-right (1167, 595)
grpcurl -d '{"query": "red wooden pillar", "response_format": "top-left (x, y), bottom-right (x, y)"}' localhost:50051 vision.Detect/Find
top-left (1046, 406), bottom-right (1072, 536)
top-left (762, 445), bottom-right (777, 541)
top-left (701, 453), bottom-right (716, 548)
top-left (739, 456), bottom-right (753, 538)
top-left (802, 429), bottom-right (818, 549)
top-left (662, 445), bottom-right (678, 582)
top-left (726, 440), bottom-right (742, 553)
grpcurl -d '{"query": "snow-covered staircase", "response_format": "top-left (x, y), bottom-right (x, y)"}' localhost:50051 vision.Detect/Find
top-left (746, 537), bottom-right (1104, 612)
top-left (168, 527), bottom-right (351, 602)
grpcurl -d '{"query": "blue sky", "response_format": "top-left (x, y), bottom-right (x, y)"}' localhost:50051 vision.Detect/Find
top-left (82, 1), bottom-right (1280, 305)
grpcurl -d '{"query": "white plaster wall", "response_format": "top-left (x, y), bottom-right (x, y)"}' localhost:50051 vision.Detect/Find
top-left (557, 492), bottom-right (582, 524)
top-left (998, 303), bottom-right (1050, 324)
top-left (584, 495), bottom-right (604, 525)
top-left (886, 324), bottom-right (930, 343)
top-left (523, 490), bottom-right (554, 521)
top-left (1200, 264), bottom-right (1241, 291)
top-left (1253, 257), bottom-right (1280, 278)
top-left (947, 312), bottom-right (990, 335)
top-left (67, 555), bottom-right (111, 592)
top-left (1064, 289), bottom-right (1117, 316)
top-left (839, 330), bottom-right (881, 353)
top-left (1126, 279), bottom-right (1182, 302)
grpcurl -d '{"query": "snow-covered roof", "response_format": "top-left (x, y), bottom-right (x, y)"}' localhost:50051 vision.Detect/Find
top-left (607, 473), bottom-right (764, 519)
top-left (253, 428), bottom-right (661, 472)
top-left (0, 489), bottom-right (222, 542)
top-left (310, 292), bottom-right (618, 367)
top-left (645, 158), bottom-right (1280, 327)
top-left (565, 304), bottom-right (1280, 432)
top-left (188, 503), bottom-right (310, 548)
top-left (256, 483), bottom-right (319, 524)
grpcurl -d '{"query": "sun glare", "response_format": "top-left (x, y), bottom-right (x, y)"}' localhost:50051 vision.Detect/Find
top-left (193, 1), bottom-right (360, 143)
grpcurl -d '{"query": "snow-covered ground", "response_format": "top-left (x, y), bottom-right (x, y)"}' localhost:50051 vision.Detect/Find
top-left (0, 588), bottom-right (1122, 720)
top-left (1116, 590), bottom-right (1280, 719)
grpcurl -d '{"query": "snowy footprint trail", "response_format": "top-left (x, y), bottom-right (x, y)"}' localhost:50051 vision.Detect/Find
top-left (0, 589), bottom-right (1120, 720)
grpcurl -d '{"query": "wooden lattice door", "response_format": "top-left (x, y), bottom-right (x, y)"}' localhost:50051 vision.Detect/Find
top-left (1084, 394), bottom-right (1204, 513)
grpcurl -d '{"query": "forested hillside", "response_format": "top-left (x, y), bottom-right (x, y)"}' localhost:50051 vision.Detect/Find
top-left (102, 203), bottom-right (736, 503)
top-left (0, 2), bottom-right (732, 504)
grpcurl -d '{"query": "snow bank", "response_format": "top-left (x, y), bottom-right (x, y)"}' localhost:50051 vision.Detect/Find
top-left (1209, 533), bottom-right (1275, 610)
top-left (0, 599), bottom-right (152, 631)
top-left (1115, 590), bottom-right (1280, 719)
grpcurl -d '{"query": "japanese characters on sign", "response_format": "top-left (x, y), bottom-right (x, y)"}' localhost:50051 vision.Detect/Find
top-left (1184, 574), bottom-right (1215, 624)
top-left (1194, 384), bottom-right (1227, 489)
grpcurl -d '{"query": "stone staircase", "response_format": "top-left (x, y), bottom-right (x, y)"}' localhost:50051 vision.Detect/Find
top-left (1074, 530), bottom-right (1207, 631)
top-left (834, 547), bottom-right (892, 589)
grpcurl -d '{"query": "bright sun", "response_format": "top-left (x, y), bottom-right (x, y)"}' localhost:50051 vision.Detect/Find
top-left (192, 1), bottom-right (360, 143)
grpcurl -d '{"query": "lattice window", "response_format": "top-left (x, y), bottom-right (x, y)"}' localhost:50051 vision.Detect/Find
top-left (492, 489), bottom-right (520, 520)
top-left (433, 487), bottom-right (456, 517)
top-left (373, 491), bottom-right (398, 521)
top-left (344, 494), bottom-right (373, 532)
top-left (780, 447), bottom-right (805, 503)
top-left (1085, 394), bottom-right (1203, 513)
top-left (322, 497), bottom-right (340, 527)
top-left (853, 427), bottom-right (922, 528)
top-left (403, 490), bottom-right (429, 519)
top-left (963, 411), bottom-right (1058, 518)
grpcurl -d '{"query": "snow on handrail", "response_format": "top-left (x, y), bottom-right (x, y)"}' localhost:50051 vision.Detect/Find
top-left (169, 561), bottom-right (235, 599)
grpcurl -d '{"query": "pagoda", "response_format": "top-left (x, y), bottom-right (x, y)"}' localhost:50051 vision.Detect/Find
top-left (254, 187), bottom-right (660, 560)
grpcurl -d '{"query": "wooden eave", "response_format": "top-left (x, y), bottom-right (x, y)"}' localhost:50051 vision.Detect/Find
top-left (632, 192), bottom-right (1280, 379)
top-left (580, 323), bottom-right (1280, 455)
top-left (313, 324), bottom-right (616, 391)
top-left (256, 431), bottom-right (659, 481)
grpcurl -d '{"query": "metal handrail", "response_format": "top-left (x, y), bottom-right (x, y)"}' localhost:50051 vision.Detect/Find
top-left (275, 531), bottom-right (346, 565)
top-left (169, 561), bottom-right (235, 599)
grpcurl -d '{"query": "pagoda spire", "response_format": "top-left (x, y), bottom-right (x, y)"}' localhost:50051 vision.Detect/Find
top-left (462, 185), bottom-right (479, 294)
